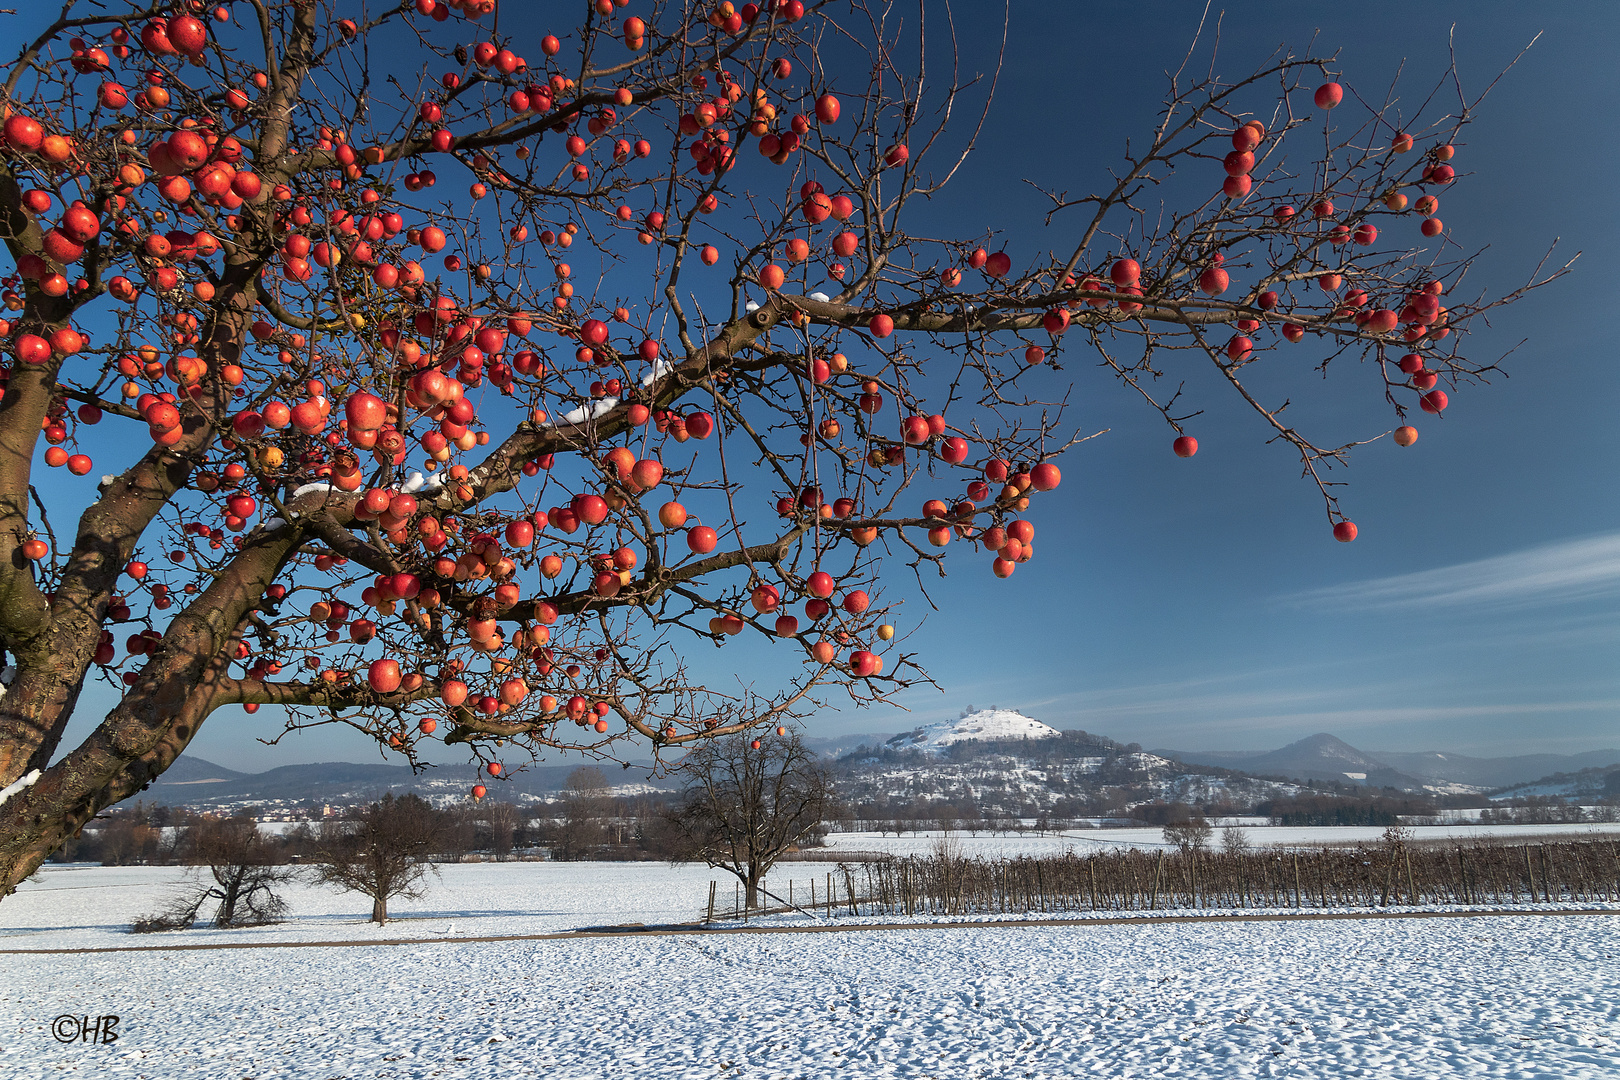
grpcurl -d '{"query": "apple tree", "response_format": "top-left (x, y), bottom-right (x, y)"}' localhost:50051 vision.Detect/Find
top-left (0, 0), bottom-right (1559, 895)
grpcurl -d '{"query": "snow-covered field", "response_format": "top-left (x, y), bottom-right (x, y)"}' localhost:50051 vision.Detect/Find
top-left (0, 862), bottom-right (724, 950)
top-left (818, 821), bottom-right (1620, 859)
top-left (4, 854), bottom-right (1619, 1078)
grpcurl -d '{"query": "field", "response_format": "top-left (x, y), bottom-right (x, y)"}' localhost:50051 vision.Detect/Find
top-left (3, 825), bottom-right (1619, 1077)
top-left (818, 822), bottom-right (1620, 859)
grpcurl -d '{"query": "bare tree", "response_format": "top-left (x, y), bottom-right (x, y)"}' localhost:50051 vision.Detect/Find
top-left (482, 800), bottom-right (521, 862)
top-left (666, 732), bottom-right (832, 910)
top-left (133, 813), bottom-right (292, 931)
top-left (552, 766), bottom-right (611, 861)
top-left (310, 794), bottom-right (445, 925)
top-left (1164, 818), bottom-right (1214, 853)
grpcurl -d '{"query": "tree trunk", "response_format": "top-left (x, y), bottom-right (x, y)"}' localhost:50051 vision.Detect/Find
top-left (745, 865), bottom-right (760, 910)
top-left (217, 876), bottom-right (243, 928)
top-left (372, 895), bottom-right (387, 925)
top-left (0, 494), bottom-right (301, 898)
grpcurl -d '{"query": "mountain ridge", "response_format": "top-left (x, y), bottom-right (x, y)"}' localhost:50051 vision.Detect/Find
top-left (116, 755), bottom-right (678, 811)
top-left (118, 726), bottom-right (1620, 812)
top-left (1156, 733), bottom-right (1620, 793)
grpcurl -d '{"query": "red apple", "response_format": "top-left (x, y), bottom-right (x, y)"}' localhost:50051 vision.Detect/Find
top-left (368, 659), bottom-right (402, 694)
top-left (687, 525), bottom-right (718, 553)
top-left (1107, 259), bottom-right (1139, 287)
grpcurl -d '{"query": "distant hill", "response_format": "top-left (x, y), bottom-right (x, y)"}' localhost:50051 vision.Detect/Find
top-left (885, 709), bottom-right (1061, 753)
top-left (1157, 734), bottom-right (1429, 790)
top-left (1487, 764), bottom-right (1620, 802)
top-left (1371, 748), bottom-right (1620, 791)
top-left (131, 725), bottom-right (1614, 817)
top-left (834, 722), bottom-right (1309, 822)
top-left (116, 755), bottom-right (680, 811)
top-left (802, 733), bottom-right (898, 759)
top-left (1158, 734), bottom-right (1620, 794)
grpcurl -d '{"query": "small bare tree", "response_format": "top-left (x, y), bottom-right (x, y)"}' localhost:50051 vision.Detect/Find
top-left (667, 732), bottom-right (832, 910)
top-left (132, 814), bottom-right (292, 932)
top-left (482, 801), bottom-right (521, 862)
top-left (552, 767), bottom-right (612, 861)
top-left (1164, 818), bottom-right (1214, 853)
top-left (311, 794), bottom-right (445, 925)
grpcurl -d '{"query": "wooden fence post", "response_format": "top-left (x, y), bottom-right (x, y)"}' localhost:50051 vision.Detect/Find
top-left (706, 881), bottom-right (716, 924)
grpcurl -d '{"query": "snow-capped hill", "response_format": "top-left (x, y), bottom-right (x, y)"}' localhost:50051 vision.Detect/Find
top-left (886, 709), bottom-right (1060, 753)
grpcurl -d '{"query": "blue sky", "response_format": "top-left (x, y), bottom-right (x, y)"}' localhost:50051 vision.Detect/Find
top-left (33, 2), bottom-right (1620, 772)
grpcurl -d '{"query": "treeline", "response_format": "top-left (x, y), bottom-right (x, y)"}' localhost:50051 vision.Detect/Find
top-left (819, 838), bottom-right (1620, 918)
top-left (1255, 794), bottom-right (1440, 826)
top-left (1474, 796), bottom-right (1620, 825)
top-left (55, 781), bottom-right (693, 867)
top-left (826, 798), bottom-right (1068, 836)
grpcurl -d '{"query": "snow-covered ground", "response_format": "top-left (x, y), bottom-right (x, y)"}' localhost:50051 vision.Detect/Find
top-left (816, 821), bottom-right (1620, 859)
top-left (0, 862), bottom-right (724, 950)
top-left (1, 864), bottom-right (1617, 1078)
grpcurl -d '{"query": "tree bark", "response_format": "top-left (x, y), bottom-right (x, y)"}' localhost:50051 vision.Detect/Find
top-left (0, 516), bottom-right (299, 896)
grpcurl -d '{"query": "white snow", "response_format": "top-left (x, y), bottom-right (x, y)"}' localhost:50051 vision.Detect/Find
top-left (639, 356), bottom-right (673, 388)
top-left (0, 862), bottom-right (722, 951)
top-left (1, 862), bottom-right (1617, 1077)
top-left (809, 291), bottom-right (831, 302)
top-left (289, 481), bottom-right (335, 499)
top-left (555, 397), bottom-right (620, 426)
top-left (886, 708), bottom-right (1061, 753)
top-left (0, 769), bottom-right (39, 808)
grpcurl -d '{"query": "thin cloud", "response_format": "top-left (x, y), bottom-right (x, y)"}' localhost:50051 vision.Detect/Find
top-left (1282, 533), bottom-right (1620, 611)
